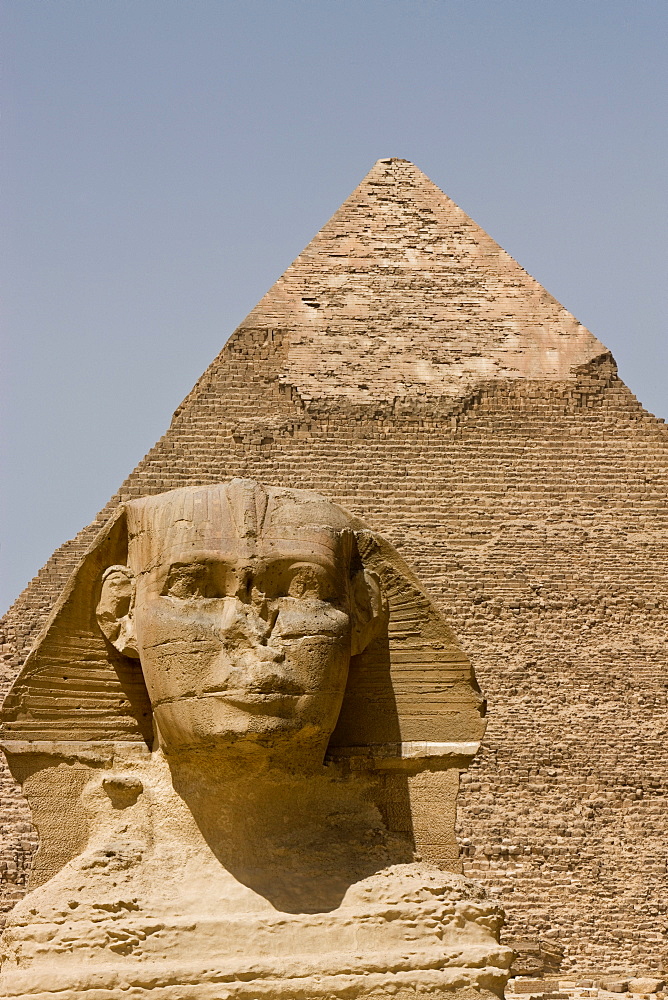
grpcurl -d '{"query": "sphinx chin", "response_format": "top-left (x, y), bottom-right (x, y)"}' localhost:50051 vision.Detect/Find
top-left (153, 696), bottom-right (330, 754)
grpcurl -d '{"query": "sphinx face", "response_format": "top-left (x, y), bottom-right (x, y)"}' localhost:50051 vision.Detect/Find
top-left (125, 484), bottom-right (357, 759)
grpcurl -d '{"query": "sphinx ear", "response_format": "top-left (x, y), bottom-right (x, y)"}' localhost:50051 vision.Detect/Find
top-left (96, 565), bottom-right (139, 659)
top-left (349, 565), bottom-right (385, 657)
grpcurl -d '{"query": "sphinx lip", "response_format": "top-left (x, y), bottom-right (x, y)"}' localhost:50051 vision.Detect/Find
top-left (200, 687), bottom-right (305, 706)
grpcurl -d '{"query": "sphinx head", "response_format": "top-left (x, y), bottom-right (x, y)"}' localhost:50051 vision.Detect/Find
top-left (2, 478), bottom-right (485, 784)
top-left (95, 480), bottom-right (385, 763)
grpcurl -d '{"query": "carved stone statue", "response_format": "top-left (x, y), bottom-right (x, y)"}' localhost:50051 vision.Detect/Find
top-left (0, 480), bottom-right (512, 999)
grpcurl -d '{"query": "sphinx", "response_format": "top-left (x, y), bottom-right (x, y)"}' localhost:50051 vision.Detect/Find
top-left (0, 480), bottom-right (512, 999)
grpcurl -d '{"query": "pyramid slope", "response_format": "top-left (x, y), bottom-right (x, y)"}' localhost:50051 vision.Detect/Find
top-left (239, 158), bottom-right (607, 402)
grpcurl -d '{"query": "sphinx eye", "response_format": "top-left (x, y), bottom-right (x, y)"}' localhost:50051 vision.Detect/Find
top-left (286, 563), bottom-right (334, 601)
top-left (163, 563), bottom-right (212, 599)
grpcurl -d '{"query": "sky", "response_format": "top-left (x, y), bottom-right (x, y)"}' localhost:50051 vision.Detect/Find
top-left (1, 0), bottom-right (666, 613)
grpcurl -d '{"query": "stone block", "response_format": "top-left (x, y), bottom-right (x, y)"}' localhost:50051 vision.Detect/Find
top-left (628, 980), bottom-right (664, 994)
top-left (598, 979), bottom-right (629, 993)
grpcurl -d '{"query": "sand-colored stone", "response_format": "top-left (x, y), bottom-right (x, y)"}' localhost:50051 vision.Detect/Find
top-left (627, 980), bottom-right (665, 995)
top-left (1, 158), bottom-right (666, 975)
top-left (0, 480), bottom-right (512, 998)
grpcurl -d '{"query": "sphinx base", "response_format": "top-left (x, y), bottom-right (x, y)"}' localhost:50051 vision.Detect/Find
top-left (0, 779), bottom-right (512, 1000)
top-left (0, 969), bottom-right (507, 1000)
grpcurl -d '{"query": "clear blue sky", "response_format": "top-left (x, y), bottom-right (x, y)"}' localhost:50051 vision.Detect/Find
top-left (2, 0), bottom-right (666, 613)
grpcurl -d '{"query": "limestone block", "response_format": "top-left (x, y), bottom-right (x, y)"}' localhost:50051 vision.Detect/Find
top-left (628, 980), bottom-right (665, 994)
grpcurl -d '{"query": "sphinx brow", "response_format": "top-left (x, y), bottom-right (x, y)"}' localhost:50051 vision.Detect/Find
top-left (259, 558), bottom-right (341, 578)
top-left (164, 554), bottom-right (237, 568)
top-left (164, 554), bottom-right (335, 568)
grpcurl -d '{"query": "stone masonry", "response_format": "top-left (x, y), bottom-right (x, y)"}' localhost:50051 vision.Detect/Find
top-left (1, 158), bottom-right (666, 977)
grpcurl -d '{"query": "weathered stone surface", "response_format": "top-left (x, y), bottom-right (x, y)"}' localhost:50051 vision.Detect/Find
top-left (628, 979), bottom-right (665, 994)
top-left (509, 939), bottom-right (565, 978)
top-left (1, 158), bottom-right (666, 975)
top-left (0, 480), bottom-right (512, 998)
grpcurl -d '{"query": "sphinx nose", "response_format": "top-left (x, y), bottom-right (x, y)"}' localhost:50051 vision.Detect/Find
top-left (220, 594), bottom-right (278, 647)
top-left (231, 569), bottom-right (277, 626)
top-left (247, 645), bottom-right (285, 665)
top-left (233, 567), bottom-right (254, 603)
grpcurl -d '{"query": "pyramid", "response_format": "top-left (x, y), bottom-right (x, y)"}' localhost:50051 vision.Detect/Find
top-left (1, 159), bottom-right (667, 976)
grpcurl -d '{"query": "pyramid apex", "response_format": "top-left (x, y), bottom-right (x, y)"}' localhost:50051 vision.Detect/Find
top-left (369, 156), bottom-right (430, 176)
top-left (238, 161), bottom-right (608, 403)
